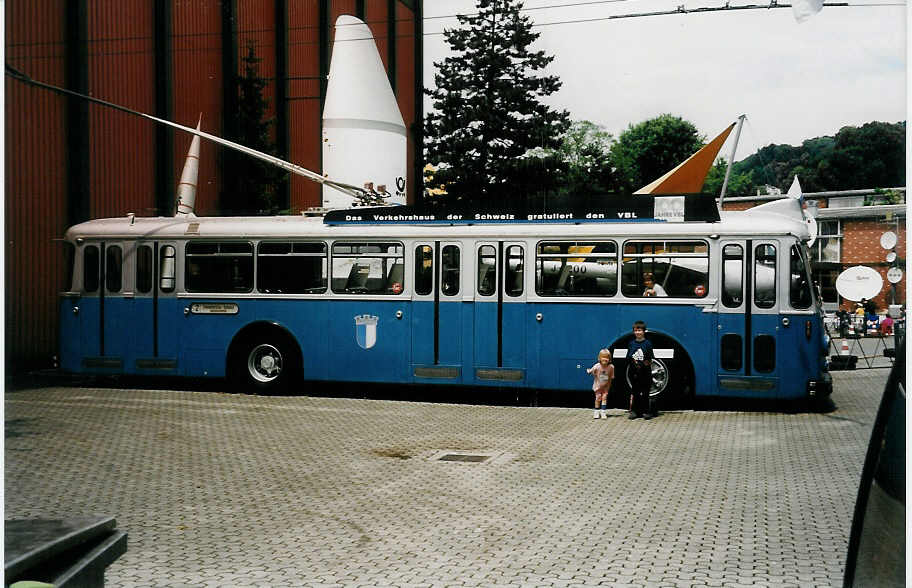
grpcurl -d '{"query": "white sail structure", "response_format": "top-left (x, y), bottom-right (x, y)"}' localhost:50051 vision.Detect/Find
top-left (175, 116), bottom-right (202, 217)
top-left (322, 15), bottom-right (407, 209)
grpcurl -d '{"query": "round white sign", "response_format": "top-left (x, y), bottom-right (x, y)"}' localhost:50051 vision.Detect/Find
top-left (886, 251), bottom-right (897, 263)
top-left (835, 265), bottom-right (884, 301)
top-left (887, 267), bottom-right (903, 284)
top-left (880, 231), bottom-right (898, 250)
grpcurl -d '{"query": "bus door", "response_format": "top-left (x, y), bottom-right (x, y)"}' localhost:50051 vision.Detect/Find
top-left (132, 241), bottom-right (180, 373)
top-left (74, 241), bottom-right (129, 370)
top-left (411, 242), bottom-right (463, 381)
top-left (717, 239), bottom-right (780, 396)
top-left (473, 242), bottom-right (526, 384)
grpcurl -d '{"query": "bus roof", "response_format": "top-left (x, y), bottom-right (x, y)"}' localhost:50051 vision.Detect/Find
top-left (63, 198), bottom-right (810, 242)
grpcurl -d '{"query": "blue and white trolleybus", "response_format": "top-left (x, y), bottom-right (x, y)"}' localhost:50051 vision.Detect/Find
top-left (58, 194), bottom-right (832, 405)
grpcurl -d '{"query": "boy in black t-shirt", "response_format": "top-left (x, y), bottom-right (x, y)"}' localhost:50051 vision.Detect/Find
top-left (627, 320), bottom-right (655, 420)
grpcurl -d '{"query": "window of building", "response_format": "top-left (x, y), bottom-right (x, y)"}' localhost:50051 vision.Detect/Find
top-left (257, 242), bottom-right (327, 294)
top-left (331, 242), bottom-right (404, 294)
top-left (621, 240), bottom-right (709, 298)
top-left (811, 220), bottom-right (841, 262)
top-left (185, 242), bottom-right (254, 293)
top-left (535, 241), bottom-right (617, 296)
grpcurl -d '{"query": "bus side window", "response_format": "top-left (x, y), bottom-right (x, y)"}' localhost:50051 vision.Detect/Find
top-left (105, 245), bottom-right (123, 293)
top-left (789, 245), bottom-right (812, 309)
top-left (415, 245), bottom-right (433, 296)
top-left (136, 245), bottom-right (153, 294)
top-left (160, 245), bottom-right (176, 293)
top-left (84, 245), bottom-right (100, 293)
top-left (442, 245), bottom-right (460, 296)
top-left (478, 245), bottom-right (496, 296)
top-left (257, 242), bottom-right (327, 293)
top-left (722, 244), bottom-right (743, 307)
top-left (505, 245), bottom-right (523, 297)
top-left (754, 244), bottom-right (776, 308)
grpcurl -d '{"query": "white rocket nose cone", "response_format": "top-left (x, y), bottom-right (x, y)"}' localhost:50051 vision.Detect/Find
top-left (321, 14), bottom-right (407, 209)
top-left (323, 15), bottom-right (405, 130)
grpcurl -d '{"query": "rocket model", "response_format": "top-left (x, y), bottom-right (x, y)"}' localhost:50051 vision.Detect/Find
top-left (175, 116), bottom-right (202, 216)
top-left (322, 15), bottom-right (407, 209)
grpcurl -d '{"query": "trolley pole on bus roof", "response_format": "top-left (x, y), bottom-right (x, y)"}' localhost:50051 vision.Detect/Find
top-left (719, 114), bottom-right (746, 209)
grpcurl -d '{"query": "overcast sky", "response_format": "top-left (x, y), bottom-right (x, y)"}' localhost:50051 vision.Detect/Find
top-left (422, 0), bottom-right (907, 163)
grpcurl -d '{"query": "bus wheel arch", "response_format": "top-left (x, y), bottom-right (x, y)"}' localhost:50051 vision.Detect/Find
top-left (612, 332), bottom-right (694, 409)
top-left (227, 322), bottom-right (302, 394)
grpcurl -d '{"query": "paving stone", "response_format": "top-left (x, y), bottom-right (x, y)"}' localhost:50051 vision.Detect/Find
top-left (4, 370), bottom-right (885, 586)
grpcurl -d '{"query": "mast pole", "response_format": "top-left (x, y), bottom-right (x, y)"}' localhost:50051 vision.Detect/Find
top-left (719, 114), bottom-right (746, 208)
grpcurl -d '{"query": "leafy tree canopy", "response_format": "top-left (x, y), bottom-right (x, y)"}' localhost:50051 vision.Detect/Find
top-left (424, 0), bottom-right (570, 203)
top-left (609, 114), bottom-right (705, 194)
top-left (704, 121), bottom-right (905, 195)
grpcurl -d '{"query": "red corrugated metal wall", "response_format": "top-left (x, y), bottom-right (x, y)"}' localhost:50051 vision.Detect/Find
top-left (5, 0), bottom-right (420, 370)
top-left (172, 0), bottom-right (224, 216)
top-left (287, 1), bottom-right (322, 211)
top-left (5, 0), bottom-right (70, 368)
top-left (87, 2), bottom-right (157, 218)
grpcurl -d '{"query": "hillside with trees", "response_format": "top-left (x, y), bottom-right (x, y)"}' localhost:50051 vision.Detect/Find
top-left (703, 121), bottom-right (906, 195)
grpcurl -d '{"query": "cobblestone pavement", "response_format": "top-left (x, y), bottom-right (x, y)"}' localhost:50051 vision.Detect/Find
top-left (5, 369), bottom-right (889, 587)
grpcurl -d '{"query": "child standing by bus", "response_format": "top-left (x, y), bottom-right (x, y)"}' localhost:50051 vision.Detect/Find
top-left (628, 321), bottom-right (654, 420)
top-left (587, 348), bottom-right (614, 419)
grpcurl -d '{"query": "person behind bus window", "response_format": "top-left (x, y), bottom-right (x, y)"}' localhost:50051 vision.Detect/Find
top-left (628, 321), bottom-right (655, 420)
top-left (586, 348), bottom-right (614, 420)
top-left (643, 272), bottom-right (666, 297)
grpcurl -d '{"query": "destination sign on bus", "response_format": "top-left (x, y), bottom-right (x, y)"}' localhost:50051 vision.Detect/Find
top-left (323, 193), bottom-right (717, 225)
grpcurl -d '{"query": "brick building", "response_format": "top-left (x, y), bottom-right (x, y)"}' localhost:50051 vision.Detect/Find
top-left (5, 1), bottom-right (423, 371)
top-left (722, 191), bottom-right (906, 314)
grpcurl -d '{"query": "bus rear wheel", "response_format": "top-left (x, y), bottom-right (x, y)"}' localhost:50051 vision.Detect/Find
top-left (230, 332), bottom-right (300, 394)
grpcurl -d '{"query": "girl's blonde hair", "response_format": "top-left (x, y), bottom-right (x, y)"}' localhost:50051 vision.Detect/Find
top-left (598, 348), bottom-right (612, 361)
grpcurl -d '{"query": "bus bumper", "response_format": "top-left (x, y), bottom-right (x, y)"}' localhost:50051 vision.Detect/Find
top-left (807, 372), bottom-right (833, 398)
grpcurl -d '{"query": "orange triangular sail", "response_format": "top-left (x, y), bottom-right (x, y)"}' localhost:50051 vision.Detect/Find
top-left (634, 122), bottom-right (736, 194)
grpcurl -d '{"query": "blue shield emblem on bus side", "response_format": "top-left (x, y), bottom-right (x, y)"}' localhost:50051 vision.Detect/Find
top-left (355, 314), bottom-right (379, 349)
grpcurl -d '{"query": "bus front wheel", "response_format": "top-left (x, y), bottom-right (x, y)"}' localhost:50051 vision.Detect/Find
top-left (230, 331), bottom-right (300, 394)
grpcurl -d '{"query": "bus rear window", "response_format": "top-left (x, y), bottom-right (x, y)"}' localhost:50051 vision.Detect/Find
top-left (622, 240), bottom-right (708, 298)
top-left (535, 241), bottom-right (617, 296)
top-left (185, 242), bottom-right (254, 293)
top-left (257, 241), bottom-right (327, 294)
top-left (331, 242), bottom-right (404, 295)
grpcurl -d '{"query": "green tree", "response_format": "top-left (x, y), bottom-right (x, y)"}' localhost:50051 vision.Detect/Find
top-left (553, 120), bottom-right (615, 195)
top-left (610, 114), bottom-right (705, 193)
top-left (718, 121), bottom-right (904, 195)
top-left (424, 0), bottom-right (570, 202)
top-left (221, 41), bottom-right (287, 214)
top-left (702, 158), bottom-right (754, 196)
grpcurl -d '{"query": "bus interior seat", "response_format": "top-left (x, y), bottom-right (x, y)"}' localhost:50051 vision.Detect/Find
top-left (345, 263), bottom-right (371, 291)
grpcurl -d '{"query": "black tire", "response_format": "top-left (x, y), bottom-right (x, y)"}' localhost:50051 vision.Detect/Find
top-left (229, 331), bottom-right (300, 395)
